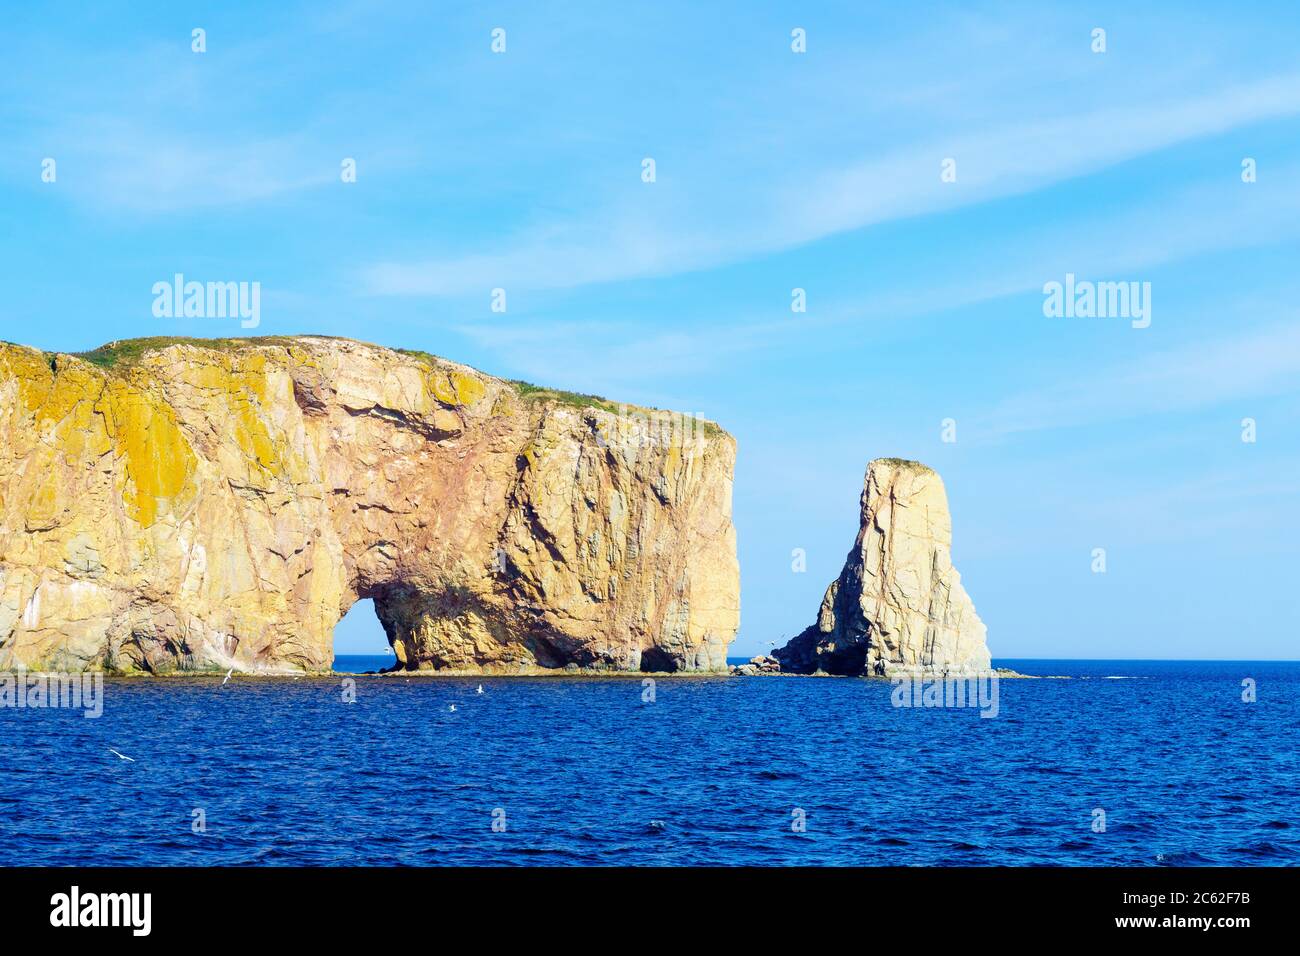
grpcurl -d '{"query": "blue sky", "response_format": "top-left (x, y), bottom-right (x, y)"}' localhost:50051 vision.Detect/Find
top-left (3, 2), bottom-right (1297, 659)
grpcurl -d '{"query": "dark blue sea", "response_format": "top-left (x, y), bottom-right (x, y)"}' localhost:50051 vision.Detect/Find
top-left (1, 659), bottom-right (1295, 866)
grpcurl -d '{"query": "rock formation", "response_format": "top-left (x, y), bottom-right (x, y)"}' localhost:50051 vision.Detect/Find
top-left (773, 458), bottom-right (990, 676)
top-left (0, 337), bottom-right (739, 674)
top-left (728, 654), bottom-right (781, 676)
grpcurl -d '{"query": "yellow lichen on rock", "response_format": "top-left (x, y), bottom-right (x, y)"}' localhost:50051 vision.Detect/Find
top-left (97, 379), bottom-right (196, 528)
top-left (428, 368), bottom-right (486, 408)
top-left (0, 336), bottom-right (740, 675)
top-left (167, 350), bottom-right (286, 476)
top-left (0, 345), bottom-right (58, 415)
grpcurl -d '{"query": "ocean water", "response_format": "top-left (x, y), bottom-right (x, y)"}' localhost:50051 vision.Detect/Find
top-left (0, 659), bottom-right (1295, 866)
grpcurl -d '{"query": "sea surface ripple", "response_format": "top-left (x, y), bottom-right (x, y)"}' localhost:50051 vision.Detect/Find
top-left (1, 659), bottom-right (1295, 866)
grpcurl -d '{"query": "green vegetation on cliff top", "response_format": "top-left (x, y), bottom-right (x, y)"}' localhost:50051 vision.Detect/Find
top-left (4, 335), bottom-right (723, 433)
top-left (873, 457), bottom-right (934, 472)
top-left (74, 336), bottom-right (262, 369)
top-left (506, 379), bottom-right (621, 414)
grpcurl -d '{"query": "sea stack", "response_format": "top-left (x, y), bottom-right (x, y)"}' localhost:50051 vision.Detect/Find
top-left (773, 458), bottom-right (991, 676)
top-left (0, 337), bottom-right (739, 674)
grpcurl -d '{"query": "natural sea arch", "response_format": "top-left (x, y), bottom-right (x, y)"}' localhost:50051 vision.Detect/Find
top-left (331, 598), bottom-right (394, 670)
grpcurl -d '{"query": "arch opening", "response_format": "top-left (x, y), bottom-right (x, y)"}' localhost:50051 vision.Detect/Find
top-left (331, 597), bottom-right (397, 673)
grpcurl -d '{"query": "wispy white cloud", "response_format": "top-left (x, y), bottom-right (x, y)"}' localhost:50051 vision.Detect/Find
top-left (1, 26), bottom-right (366, 214)
top-left (973, 320), bottom-right (1300, 441)
top-left (810, 162), bottom-right (1300, 328)
top-left (362, 74), bottom-right (1300, 296)
top-left (45, 116), bottom-right (337, 213)
top-left (783, 76), bottom-right (1300, 238)
top-left (446, 162), bottom-right (1300, 394)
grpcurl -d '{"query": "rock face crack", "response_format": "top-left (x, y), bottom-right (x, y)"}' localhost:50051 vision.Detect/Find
top-left (0, 336), bottom-right (739, 674)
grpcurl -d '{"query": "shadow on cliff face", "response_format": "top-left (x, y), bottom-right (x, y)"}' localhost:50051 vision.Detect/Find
top-left (361, 582), bottom-right (603, 673)
top-left (772, 627), bottom-right (869, 675)
top-left (638, 647), bottom-right (680, 673)
top-left (331, 583), bottom-right (692, 674)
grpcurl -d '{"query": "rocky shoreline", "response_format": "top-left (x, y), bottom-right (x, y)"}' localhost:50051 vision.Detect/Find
top-left (12, 661), bottom-right (1039, 679)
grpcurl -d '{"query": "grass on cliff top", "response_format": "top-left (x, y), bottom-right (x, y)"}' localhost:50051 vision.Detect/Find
top-left (74, 334), bottom-right (419, 370)
top-left (508, 379), bottom-right (623, 414)
top-left (402, 349), bottom-right (721, 433)
top-left (874, 457), bottom-right (934, 472)
top-left (399, 348), bottom-right (622, 415)
top-left (74, 336), bottom-right (306, 369)
top-left (399, 347), bottom-right (613, 409)
top-left (54, 336), bottom-right (724, 435)
top-left (511, 381), bottom-right (723, 436)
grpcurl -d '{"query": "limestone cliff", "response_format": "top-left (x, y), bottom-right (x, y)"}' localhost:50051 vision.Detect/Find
top-left (773, 458), bottom-right (990, 676)
top-left (0, 337), bottom-right (739, 674)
